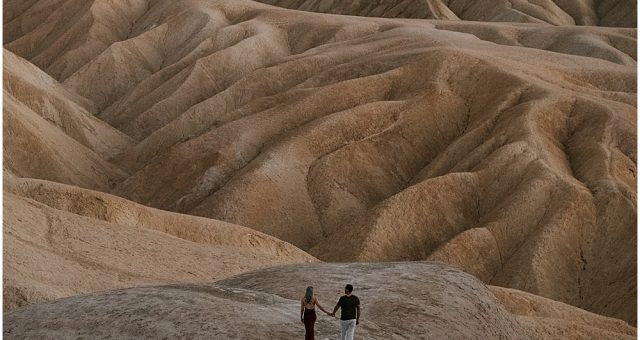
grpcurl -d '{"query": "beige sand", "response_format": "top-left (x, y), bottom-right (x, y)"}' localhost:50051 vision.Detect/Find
top-left (4, 177), bottom-right (315, 310)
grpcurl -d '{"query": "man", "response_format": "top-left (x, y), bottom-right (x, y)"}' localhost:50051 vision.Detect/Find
top-left (330, 284), bottom-right (361, 340)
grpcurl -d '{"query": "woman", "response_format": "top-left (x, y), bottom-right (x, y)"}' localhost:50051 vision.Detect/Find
top-left (301, 286), bottom-right (331, 340)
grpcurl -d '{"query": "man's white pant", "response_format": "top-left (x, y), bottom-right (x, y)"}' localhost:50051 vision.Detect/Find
top-left (340, 319), bottom-right (356, 340)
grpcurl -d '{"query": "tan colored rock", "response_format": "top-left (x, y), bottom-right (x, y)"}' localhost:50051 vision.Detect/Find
top-left (3, 263), bottom-right (531, 339)
top-left (3, 49), bottom-right (131, 159)
top-left (4, 0), bottom-right (149, 81)
top-left (256, 0), bottom-right (636, 27)
top-left (4, 263), bottom-right (635, 339)
top-left (3, 90), bottom-right (126, 191)
top-left (3, 177), bottom-right (315, 311)
top-left (490, 286), bottom-right (637, 339)
top-left (3, 0), bottom-right (636, 326)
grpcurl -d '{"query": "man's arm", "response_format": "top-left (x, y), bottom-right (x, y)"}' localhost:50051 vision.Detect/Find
top-left (331, 303), bottom-right (339, 316)
top-left (356, 305), bottom-right (361, 325)
top-left (331, 298), bottom-right (341, 317)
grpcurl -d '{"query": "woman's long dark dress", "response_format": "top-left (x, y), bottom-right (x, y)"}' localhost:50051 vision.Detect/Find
top-left (303, 307), bottom-right (317, 340)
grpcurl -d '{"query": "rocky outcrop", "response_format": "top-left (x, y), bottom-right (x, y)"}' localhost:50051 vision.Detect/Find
top-left (4, 263), bottom-right (635, 339)
top-left (256, 0), bottom-right (637, 27)
top-left (3, 177), bottom-right (315, 310)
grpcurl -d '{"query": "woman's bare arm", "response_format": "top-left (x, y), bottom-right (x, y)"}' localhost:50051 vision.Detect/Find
top-left (315, 298), bottom-right (330, 315)
top-left (300, 299), bottom-right (305, 322)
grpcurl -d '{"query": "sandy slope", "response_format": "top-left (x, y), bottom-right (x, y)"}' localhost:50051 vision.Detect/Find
top-left (3, 50), bottom-right (131, 158)
top-left (257, 0), bottom-right (637, 27)
top-left (3, 0), bottom-right (636, 326)
top-left (3, 91), bottom-right (126, 191)
top-left (490, 285), bottom-right (637, 339)
top-left (3, 49), bottom-right (131, 190)
top-left (3, 177), bottom-right (315, 310)
top-left (4, 263), bottom-right (636, 339)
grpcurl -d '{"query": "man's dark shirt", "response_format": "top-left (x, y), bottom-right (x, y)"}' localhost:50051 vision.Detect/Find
top-left (337, 295), bottom-right (360, 320)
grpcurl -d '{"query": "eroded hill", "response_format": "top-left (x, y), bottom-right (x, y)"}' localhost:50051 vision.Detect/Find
top-left (3, 0), bottom-right (637, 327)
top-left (4, 177), bottom-right (315, 310)
top-left (256, 0), bottom-right (637, 27)
top-left (4, 263), bottom-right (637, 339)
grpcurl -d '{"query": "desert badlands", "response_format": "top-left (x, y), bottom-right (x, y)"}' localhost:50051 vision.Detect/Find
top-left (2, 0), bottom-right (638, 339)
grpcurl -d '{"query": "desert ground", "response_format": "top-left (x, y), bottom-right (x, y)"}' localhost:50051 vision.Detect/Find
top-left (3, 0), bottom-right (637, 338)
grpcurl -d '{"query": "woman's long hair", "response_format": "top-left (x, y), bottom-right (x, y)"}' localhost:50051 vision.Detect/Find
top-left (304, 286), bottom-right (313, 304)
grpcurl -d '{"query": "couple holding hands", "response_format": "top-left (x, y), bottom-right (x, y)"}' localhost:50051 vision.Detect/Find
top-left (301, 284), bottom-right (361, 340)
